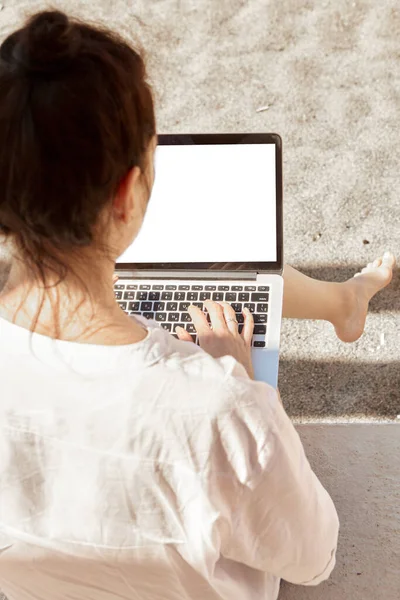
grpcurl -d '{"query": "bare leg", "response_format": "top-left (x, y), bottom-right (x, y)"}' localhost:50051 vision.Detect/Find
top-left (282, 253), bottom-right (396, 342)
top-left (282, 265), bottom-right (344, 322)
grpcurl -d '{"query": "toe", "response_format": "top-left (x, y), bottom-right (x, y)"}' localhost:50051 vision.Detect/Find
top-left (372, 258), bottom-right (382, 268)
top-left (378, 266), bottom-right (393, 285)
top-left (382, 252), bottom-right (396, 268)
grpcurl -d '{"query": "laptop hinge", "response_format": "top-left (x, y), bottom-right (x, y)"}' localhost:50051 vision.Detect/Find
top-left (116, 270), bottom-right (261, 280)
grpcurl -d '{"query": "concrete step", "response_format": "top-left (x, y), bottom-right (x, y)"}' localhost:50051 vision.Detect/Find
top-left (279, 423), bottom-right (400, 600)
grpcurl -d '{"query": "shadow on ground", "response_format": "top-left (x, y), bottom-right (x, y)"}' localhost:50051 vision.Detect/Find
top-left (279, 358), bottom-right (399, 419)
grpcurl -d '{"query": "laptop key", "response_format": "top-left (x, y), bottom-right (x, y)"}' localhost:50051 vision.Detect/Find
top-left (166, 302), bottom-right (178, 311)
top-left (128, 301), bottom-right (140, 311)
top-left (149, 291), bottom-right (160, 301)
top-left (258, 286), bottom-right (269, 291)
top-left (238, 293), bottom-right (249, 301)
top-left (166, 285), bottom-right (177, 290)
top-left (243, 303), bottom-right (255, 313)
top-left (161, 291), bottom-right (173, 300)
top-left (115, 291), bottom-right (123, 300)
top-left (186, 323), bottom-right (196, 333)
top-left (254, 324), bottom-right (267, 334)
top-left (191, 285), bottom-right (203, 290)
top-left (181, 313), bottom-right (192, 322)
top-left (200, 292), bottom-right (211, 301)
top-left (141, 302), bottom-right (152, 312)
top-left (205, 285), bottom-right (216, 290)
top-left (178, 285), bottom-right (190, 290)
top-left (139, 284), bottom-right (151, 290)
top-left (169, 313), bottom-right (180, 322)
top-left (155, 313), bottom-right (167, 322)
top-left (118, 302), bottom-right (127, 310)
top-left (137, 291), bottom-right (148, 301)
top-left (174, 291), bottom-right (186, 301)
top-left (218, 285), bottom-right (229, 291)
top-left (235, 313), bottom-right (244, 323)
top-left (127, 284), bottom-right (138, 290)
top-left (114, 284), bottom-right (125, 290)
top-left (123, 291), bottom-right (136, 300)
top-left (212, 292), bottom-right (224, 301)
top-left (143, 312), bottom-right (154, 320)
top-left (225, 292), bottom-right (236, 302)
top-left (154, 302), bottom-right (165, 311)
top-left (253, 341), bottom-right (266, 347)
top-left (252, 292), bottom-right (269, 302)
top-left (232, 285), bottom-right (243, 291)
top-left (231, 303), bottom-right (242, 313)
top-left (152, 284), bottom-right (164, 290)
top-left (187, 292), bottom-right (198, 302)
top-left (160, 323), bottom-right (172, 331)
top-left (254, 314), bottom-right (267, 323)
top-left (257, 303), bottom-right (269, 313)
top-left (245, 286), bottom-right (256, 291)
top-left (179, 301), bottom-right (190, 311)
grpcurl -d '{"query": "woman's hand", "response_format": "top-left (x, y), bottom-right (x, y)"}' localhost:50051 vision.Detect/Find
top-left (177, 300), bottom-right (255, 380)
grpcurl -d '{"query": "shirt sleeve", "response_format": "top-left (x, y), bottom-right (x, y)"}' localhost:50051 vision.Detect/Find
top-left (215, 376), bottom-right (339, 586)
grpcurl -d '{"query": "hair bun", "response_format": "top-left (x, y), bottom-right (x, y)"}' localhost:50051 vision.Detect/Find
top-left (8, 10), bottom-right (81, 76)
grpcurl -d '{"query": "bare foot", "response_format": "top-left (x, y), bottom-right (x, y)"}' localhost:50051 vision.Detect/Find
top-left (334, 252), bottom-right (396, 343)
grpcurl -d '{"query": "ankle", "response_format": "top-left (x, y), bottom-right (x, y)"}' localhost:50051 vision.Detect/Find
top-left (331, 281), bottom-right (355, 327)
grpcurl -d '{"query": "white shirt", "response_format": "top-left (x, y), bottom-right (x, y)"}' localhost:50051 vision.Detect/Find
top-left (0, 314), bottom-right (339, 600)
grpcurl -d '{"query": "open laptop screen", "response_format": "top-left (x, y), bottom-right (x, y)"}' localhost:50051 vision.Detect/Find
top-left (116, 133), bottom-right (282, 273)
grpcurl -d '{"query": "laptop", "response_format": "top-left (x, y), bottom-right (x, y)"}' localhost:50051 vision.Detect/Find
top-left (114, 133), bottom-right (284, 388)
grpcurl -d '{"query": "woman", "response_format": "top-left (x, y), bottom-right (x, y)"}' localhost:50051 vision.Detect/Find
top-left (0, 10), bottom-right (395, 600)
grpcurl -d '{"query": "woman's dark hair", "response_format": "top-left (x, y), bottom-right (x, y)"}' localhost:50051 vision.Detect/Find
top-left (0, 10), bottom-right (156, 341)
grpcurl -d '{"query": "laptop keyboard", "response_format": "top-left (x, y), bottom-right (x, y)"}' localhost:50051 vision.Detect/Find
top-left (114, 281), bottom-right (269, 347)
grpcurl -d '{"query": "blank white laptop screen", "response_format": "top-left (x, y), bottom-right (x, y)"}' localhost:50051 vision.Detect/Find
top-left (117, 143), bottom-right (277, 263)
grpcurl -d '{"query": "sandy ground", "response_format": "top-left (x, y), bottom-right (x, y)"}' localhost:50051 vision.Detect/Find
top-left (0, 0), bottom-right (399, 418)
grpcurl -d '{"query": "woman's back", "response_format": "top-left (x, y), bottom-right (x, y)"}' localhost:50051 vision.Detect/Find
top-left (0, 315), bottom-right (270, 599)
top-left (0, 314), bottom-right (338, 600)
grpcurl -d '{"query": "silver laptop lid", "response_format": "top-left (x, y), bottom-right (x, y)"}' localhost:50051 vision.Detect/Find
top-left (116, 133), bottom-right (283, 277)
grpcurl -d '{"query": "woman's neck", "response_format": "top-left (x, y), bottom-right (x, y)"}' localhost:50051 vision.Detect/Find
top-left (0, 281), bottom-right (147, 344)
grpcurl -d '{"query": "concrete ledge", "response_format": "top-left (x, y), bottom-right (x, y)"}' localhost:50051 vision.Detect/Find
top-left (280, 423), bottom-right (400, 600)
